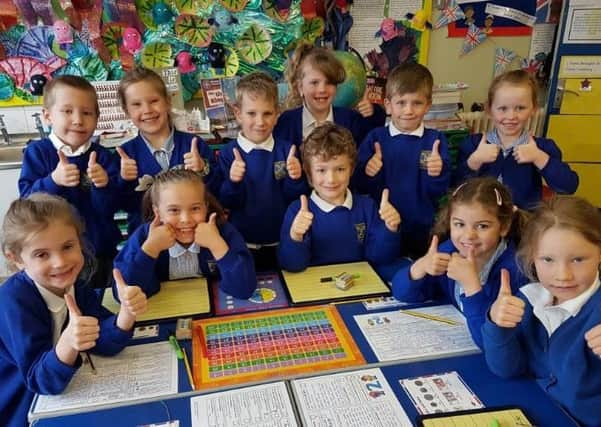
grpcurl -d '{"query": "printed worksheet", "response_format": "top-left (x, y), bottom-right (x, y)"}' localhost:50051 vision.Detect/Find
top-left (354, 305), bottom-right (479, 362)
top-left (32, 341), bottom-right (178, 416)
top-left (291, 368), bottom-right (412, 427)
top-left (190, 381), bottom-right (298, 427)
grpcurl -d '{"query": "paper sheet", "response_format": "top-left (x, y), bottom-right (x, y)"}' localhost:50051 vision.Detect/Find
top-left (353, 305), bottom-right (479, 362)
top-left (103, 277), bottom-right (211, 322)
top-left (190, 382), bottom-right (298, 427)
top-left (32, 342), bottom-right (178, 416)
top-left (420, 408), bottom-right (532, 426)
top-left (563, 0), bottom-right (601, 44)
top-left (291, 367), bottom-right (412, 427)
top-left (400, 371), bottom-right (483, 415)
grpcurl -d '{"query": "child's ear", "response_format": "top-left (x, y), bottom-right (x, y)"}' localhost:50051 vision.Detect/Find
top-left (42, 108), bottom-right (52, 124)
top-left (5, 251), bottom-right (24, 270)
top-left (423, 100), bottom-right (432, 114)
top-left (384, 98), bottom-right (391, 116)
top-left (499, 221), bottom-right (511, 238)
top-left (233, 104), bottom-right (242, 124)
top-left (152, 205), bottom-right (160, 221)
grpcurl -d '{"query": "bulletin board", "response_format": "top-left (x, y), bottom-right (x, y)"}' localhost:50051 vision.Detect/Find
top-left (448, 0), bottom-right (536, 37)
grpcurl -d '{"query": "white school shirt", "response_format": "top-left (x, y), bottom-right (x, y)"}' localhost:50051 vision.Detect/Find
top-left (50, 132), bottom-right (92, 157)
top-left (310, 189), bottom-right (353, 213)
top-left (302, 105), bottom-right (334, 139)
top-left (168, 242), bottom-right (203, 280)
top-left (389, 122), bottom-right (425, 137)
top-left (236, 132), bottom-right (274, 152)
top-left (34, 283), bottom-right (75, 345)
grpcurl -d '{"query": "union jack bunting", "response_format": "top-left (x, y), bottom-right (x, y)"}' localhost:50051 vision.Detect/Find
top-left (536, 0), bottom-right (550, 23)
top-left (494, 47), bottom-right (517, 76)
top-left (460, 24), bottom-right (486, 56)
top-left (434, 2), bottom-right (465, 29)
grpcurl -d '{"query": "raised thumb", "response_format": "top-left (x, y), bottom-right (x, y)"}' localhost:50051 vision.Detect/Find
top-left (287, 144), bottom-right (296, 160)
top-left (65, 293), bottom-right (81, 316)
top-left (431, 139), bottom-right (440, 156)
top-left (208, 212), bottom-right (217, 224)
top-left (190, 137), bottom-right (199, 154)
top-left (380, 188), bottom-right (389, 209)
top-left (116, 146), bottom-right (130, 160)
top-left (427, 235), bottom-right (439, 254)
top-left (300, 194), bottom-right (309, 212)
top-left (57, 150), bottom-right (68, 164)
top-left (233, 147), bottom-right (243, 162)
top-left (113, 268), bottom-right (127, 294)
top-left (498, 268), bottom-right (512, 297)
top-left (88, 151), bottom-right (97, 167)
top-left (374, 142), bottom-right (382, 158)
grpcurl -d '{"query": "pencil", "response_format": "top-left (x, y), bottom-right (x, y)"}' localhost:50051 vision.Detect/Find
top-left (182, 347), bottom-right (195, 390)
top-left (399, 309), bottom-right (460, 326)
top-left (83, 351), bottom-right (97, 374)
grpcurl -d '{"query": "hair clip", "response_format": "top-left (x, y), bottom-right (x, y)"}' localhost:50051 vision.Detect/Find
top-left (452, 182), bottom-right (467, 197)
top-left (494, 188), bottom-right (502, 206)
top-left (135, 174), bottom-right (154, 192)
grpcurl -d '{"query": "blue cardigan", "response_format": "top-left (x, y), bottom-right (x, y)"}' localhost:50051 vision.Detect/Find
top-left (354, 126), bottom-right (450, 231)
top-left (114, 221), bottom-right (256, 299)
top-left (278, 193), bottom-right (400, 273)
top-left (273, 105), bottom-right (386, 147)
top-left (482, 286), bottom-right (601, 427)
top-left (391, 239), bottom-right (526, 347)
top-left (217, 138), bottom-right (308, 245)
top-left (18, 138), bottom-right (121, 257)
top-left (455, 133), bottom-right (579, 209)
top-left (117, 130), bottom-right (221, 233)
top-left (0, 271), bottom-right (132, 427)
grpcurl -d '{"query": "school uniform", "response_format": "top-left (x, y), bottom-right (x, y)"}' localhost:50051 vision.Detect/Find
top-left (218, 133), bottom-right (308, 249)
top-left (117, 129), bottom-right (221, 234)
top-left (455, 132), bottom-right (579, 209)
top-left (354, 124), bottom-right (450, 257)
top-left (19, 135), bottom-right (121, 261)
top-left (278, 189), bottom-right (402, 279)
top-left (482, 279), bottom-right (601, 427)
top-left (114, 221), bottom-right (257, 300)
top-left (273, 104), bottom-right (386, 147)
top-left (392, 239), bottom-right (525, 348)
top-left (0, 271), bottom-right (132, 427)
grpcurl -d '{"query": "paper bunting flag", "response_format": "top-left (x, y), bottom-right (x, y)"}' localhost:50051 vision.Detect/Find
top-left (521, 58), bottom-right (542, 74)
top-left (494, 47), bottom-right (516, 76)
top-left (434, 2), bottom-right (465, 29)
top-left (460, 24), bottom-right (486, 56)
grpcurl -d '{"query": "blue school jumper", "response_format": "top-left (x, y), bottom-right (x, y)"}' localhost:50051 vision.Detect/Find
top-left (114, 221), bottom-right (256, 299)
top-left (391, 239), bottom-right (525, 347)
top-left (455, 133), bottom-right (579, 209)
top-left (0, 271), bottom-right (132, 427)
top-left (18, 138), bottom-right (121, 257)
top-left (354, 126), bottom-right (451, 252)
top-left (482, 287), bottom-right (601, 427)
top-left (218, 137), bottom-right (308, 245)
top-left (273, 105), bottom-right (386, 147)
top-left (278, 191), bottom-right (401, 276)
top-left (117, 130), bottom-right (221, 233)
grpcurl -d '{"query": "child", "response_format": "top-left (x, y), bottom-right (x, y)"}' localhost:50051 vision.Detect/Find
top-left (355, 63), bottom-right (450, 258)
top-left (392, 177), bottom-right (527, 347)
top-left (114, 169), bottom-right (256, 299)
top-left (116, 66), bottom-right (221, 234)
top-left (19, 75), bottom-right (121, 288)
top-left (456, 70), bottom-right (578, 209)
top-left (278, 123), bottom-right (403, 281)
top-left (483, 196), bottom-right (601, 426)
top-left (273, 43), bottom-right (385, 147)
top-left (0, 194), bottom-right (147, 427)
top-left (218, 72), bottom-right (307, 270)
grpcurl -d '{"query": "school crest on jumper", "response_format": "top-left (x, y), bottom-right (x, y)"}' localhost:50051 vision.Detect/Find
top-left (207, 260), bottom-right (217, 274)
top-left (201, 158), bottom-right (210, 176)
top-left (79, 172), bottom-right (92, 191)
top-left (274, 161), bottom-right (286, 180)
top-left (354, 223), bottom-right (366, 243)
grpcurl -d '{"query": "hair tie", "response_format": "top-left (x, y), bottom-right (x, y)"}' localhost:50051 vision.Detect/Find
top-left (452, 182), bottom-right (467, 197)
top-left (135, 174), bottom-right (154, 192)
top-left (494, 188), bottom-right (502, 206)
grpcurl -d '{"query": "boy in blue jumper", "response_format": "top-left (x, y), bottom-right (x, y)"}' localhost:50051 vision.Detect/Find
top-left (19, 75), bottom-right (121, 288)
top-left (218, 72), bottom-right (307, 270)
top-left (279, 123), bottom-right (404, 281)
top-left (116, 67), bottom-right (221, 234)
top-left (456, 70), bottom-right (578, 209)
top-left (483, 196), bottom-right (601, 427)
top-left (355, 63), bottom-right (450, 258)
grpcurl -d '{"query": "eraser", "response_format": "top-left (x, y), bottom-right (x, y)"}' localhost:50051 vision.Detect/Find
top-left (176, 318), bottom-right (192, 340)
top-left (335, 272), bottom-right (354, 290)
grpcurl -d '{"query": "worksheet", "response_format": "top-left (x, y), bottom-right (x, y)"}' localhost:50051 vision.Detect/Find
top-left (32, 342), bottom-right (178, 417)
top-left (190, 381), bottom-right (298, 427)
top-left (354, 305), bottom-right (479, 362)
top-left (291, 368), bottom-right (412, 427)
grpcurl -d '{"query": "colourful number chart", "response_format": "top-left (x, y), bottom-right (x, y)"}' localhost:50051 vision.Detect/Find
top-left (192, 305), bottom-right (365, 389)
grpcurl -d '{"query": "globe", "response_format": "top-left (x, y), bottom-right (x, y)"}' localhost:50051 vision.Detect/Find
top-left (333, 51), bottom-right (367, 108)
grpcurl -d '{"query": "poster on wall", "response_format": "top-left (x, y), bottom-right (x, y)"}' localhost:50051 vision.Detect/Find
top-left (448, 0), bottom-right (536, 37)
top-left (562, 0), bottom-right (601, 44)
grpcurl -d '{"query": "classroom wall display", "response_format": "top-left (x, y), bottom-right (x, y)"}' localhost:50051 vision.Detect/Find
top-left (447, 0), bottom-right (536, 37)
top-left (0, 0), bottom-right (310, 106)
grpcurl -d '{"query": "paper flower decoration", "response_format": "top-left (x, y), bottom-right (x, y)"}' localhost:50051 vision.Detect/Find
top-left (236, 24), bottom-right (272, 65)
top-left (141, 42), bottom-right (173, 68)
top-left (0, 56), bottom-right (49, 87)
top-left (175, 15), bottom-right (213, 48)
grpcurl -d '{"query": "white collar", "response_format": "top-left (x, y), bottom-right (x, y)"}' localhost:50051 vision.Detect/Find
top-left (302, 105), bottom-right (334, 128)
top-left (310, 189), bottom-right (353, 213)
top-left (388, 122), bottom-right (425, 137)
top-left (236, 132), bottom-right (274, 153)
top-left (49, 132), bottom-right (92, 157)
top-left (169, 241), bottom-right (201, 258)
top-left (34, 281), bottom-right (75, 313)
top-left (521, 275), bottom-right (601, 318)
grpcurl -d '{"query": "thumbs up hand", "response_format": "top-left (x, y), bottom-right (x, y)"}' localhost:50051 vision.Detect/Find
top-left (447, 248), bottom-right (481, 296)
top-left (116, 146), bottom-right (138, 181)
top-left (355, 91), bottom-right (374, 118)
top-left (286, 145), bottom-right (302, 180)
top-left (378, 189), bottom-right (401, 232)
top-left (468, 134), bottom-right (500, 171)
top-left (142, 215), bottom-right (176, 258)
top-left (290, 195), bottom-right (313, 242)
top-left (184, 137), bottom-right (206, 173)
top-left (513, 135), bottom-right (549, 169)
top-left (426, 140), bottom-right (443, 177)
top-left (60, 293), bottom-right (100, 353)
top-left (230, 148), bottom-right (246, 183)
top-left (114, 268), bottom-right (147, 330)
top-left (87, 151), bottom-right (109, 188)
top-left (195, 212), bottom-right (228, 259)
top-left (365, 142), bottom-right (383, 177)
top-left (585, 323), bottom-right (601, 357)
top-left (490, 269), bottom-right (525, 328)
top-left (409, 235), bottom-right (451, 280)
top-left (52, 150), bottom-right (80, 187)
